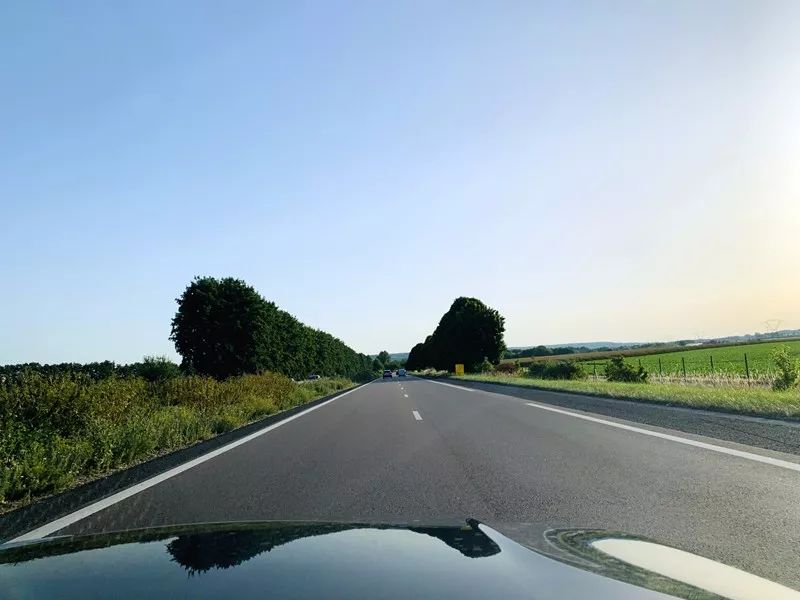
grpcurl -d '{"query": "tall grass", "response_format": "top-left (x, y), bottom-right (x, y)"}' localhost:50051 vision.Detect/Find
top-left (0, 371), bottom-right (352, 510)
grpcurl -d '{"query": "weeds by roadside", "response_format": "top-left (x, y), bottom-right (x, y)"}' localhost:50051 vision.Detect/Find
top-left (410, 369), bottom-right (449, 378)
top-left (0, 371), bottom-right (352, 511)
top-left (772, 346), bottom-right (799, 391)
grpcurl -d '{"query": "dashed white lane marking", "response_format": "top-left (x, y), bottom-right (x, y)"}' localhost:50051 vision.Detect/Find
top-left (404, 394), bottom-right (408, 398)
top-left (412, 410), bottom-right (422, 421)
top-left (526, 401), bottom-right (800, 473)
top-left (9, 383), bottom-right (372, 542)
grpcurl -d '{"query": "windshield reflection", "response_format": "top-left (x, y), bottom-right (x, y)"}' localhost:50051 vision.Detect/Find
top-left (1, 522), bottom-right (501, 572)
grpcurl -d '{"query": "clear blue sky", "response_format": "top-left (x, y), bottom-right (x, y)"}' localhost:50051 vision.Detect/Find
top-left (3, 1), bottom-right (799, 363)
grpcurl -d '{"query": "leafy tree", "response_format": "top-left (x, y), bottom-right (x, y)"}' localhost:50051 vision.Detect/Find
top-left (406, 343), bottom-right (426, 371)
top-left (170, 276), bottom-right (372, 381)
top-left (405, 297), bottom-right (506, 372)
top-left (376, 351), bottom-right (391, 366)
top-left (170, 277), bottom-right (276, 379)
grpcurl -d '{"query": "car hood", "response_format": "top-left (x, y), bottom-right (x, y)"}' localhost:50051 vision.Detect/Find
top-left (0, 520), bottom-right (718, 599)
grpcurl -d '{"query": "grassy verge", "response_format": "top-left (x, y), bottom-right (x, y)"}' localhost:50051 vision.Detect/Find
top-left (453, 374), bottom-right (800, 420)
top-left (0, 372), bottom-right (354, 512)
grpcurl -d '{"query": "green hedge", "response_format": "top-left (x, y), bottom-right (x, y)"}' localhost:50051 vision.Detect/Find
top-left (527, 361), bottom-right (586, 380)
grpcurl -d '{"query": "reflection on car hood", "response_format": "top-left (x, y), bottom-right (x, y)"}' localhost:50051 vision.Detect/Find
top-left (0, 520), bottom-right (711, 599)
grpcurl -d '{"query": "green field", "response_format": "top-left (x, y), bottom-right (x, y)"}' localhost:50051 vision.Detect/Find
top-left (577, 340), bottom-right (800, 379)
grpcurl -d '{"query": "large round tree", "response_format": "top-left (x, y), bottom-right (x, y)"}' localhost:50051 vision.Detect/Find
top-left (170, 277), bottom-right (277, 379)
top-left (407, 297), bottom-right (506, 372)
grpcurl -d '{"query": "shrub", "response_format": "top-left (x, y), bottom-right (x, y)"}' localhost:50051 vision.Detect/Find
top-left (494, 361), bottom-right (520, 374)
top-left (211, 413), bottom-right (244, 435)
top-left (605, 357), bottom-right (648, 383)
top-left (130, 356), bottom-right (182, 382)
top-left (477, 357), bottom-right (495, 373)
top-left (527, 361), bottom-right (587, 380)
top-left (772, 346), bottom-right (799, 391)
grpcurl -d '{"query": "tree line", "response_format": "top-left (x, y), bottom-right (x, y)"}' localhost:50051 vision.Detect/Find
top-left (0, 356), bottom-right (181, 382)
top-left (372, 350), bottom-right (406, 372)
top-left (170, 277), bottom-right (373, 380)
top-left (3, 277), bottom-right (374, 383)
top-left (504, 345), bottom-right (587, 359)
top-left (405, 297), bottom-right (506, 372)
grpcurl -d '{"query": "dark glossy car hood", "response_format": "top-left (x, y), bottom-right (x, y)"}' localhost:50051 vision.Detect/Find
top-left (0, 520), bottom-right (711, 599)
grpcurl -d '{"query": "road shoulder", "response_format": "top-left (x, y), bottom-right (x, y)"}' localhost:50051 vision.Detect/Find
top-left (438, 378), bottom-right (800, 458)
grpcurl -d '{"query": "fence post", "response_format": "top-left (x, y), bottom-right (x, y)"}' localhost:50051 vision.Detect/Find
top-left (658, 357), bottom-right (662, 376)
top-left (638, 358), bottom-right (642, 369)
top-left (682, 356), bottom-right (687, 379)
top-left (744, 353), bottom-right (750, 380)
top-left (593, 364), bottom-right (597, 379)
top-left (710, 355), bottom-right (714, 373)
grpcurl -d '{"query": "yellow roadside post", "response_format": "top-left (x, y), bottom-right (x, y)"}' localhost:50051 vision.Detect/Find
top-left (454, 364), bottom-right (465, 376)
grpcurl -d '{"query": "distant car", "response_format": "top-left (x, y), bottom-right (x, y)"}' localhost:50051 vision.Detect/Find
top-left (383, 370), bottom-right (393, 378)
top-left (397, 368), bottom-right (407, 376)
top-left (307, 374), bottom-right (321, 380)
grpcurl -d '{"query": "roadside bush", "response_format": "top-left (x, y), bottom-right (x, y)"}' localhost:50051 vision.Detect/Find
top-left (128, 356), bottom-right (182, 382)
top-left (211, 413), bottom-right (244, 435)
top-left (477, 357), bottom-right (495, 373)
top-left (494, 362), bottom-right (520, 374)
top-left (527, 361), bottom-right (587, 380)
top-left (412, 368), bottom-right (449, 378)
top-left (772, 346), bottom-right (799, 391)
top-left (605, 357), bottom-right (648, 383)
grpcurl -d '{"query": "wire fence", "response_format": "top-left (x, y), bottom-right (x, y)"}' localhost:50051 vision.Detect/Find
top-left (582, 352), bottom-right (778, 384)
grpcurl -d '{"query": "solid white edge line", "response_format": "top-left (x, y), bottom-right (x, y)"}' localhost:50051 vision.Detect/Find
top-left (422, 379), bottom-right (477, 392)
top-left (419, 378), bottom-right (800, 472)
top-left (9, 382), bottom-right (372, 543)
top-left (591, 538), bottom-right (800, 600)
top-left (412, 410), bottom-right (422, 421)
top-left (526, 401), bottom-right (800, 472)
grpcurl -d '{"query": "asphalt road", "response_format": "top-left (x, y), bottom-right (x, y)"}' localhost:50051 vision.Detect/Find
top-left (12, 377), bottom-right (800, 589)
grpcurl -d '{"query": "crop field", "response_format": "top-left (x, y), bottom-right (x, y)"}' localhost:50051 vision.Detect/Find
top-left (578, 340), bottom-right (800, 379)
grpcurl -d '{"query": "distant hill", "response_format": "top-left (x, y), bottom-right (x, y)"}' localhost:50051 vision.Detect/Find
top-left (370, 352), bottom-right (409, 361)
top-left (505, 329), bottom-right (800, 360)
top-left (700, 329), bottom-right (800, 344)
top-left (507, 342), bottom-right (638, 352)
top-left (548, 342), bottom-right (638, 350)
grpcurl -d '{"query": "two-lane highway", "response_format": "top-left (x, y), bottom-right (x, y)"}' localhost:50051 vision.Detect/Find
top-left (10, 377), bottom-right (800, 589)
